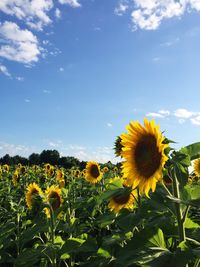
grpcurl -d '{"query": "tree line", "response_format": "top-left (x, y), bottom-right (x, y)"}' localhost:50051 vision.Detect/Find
top-left (0, 150), bottom-right (117, 170)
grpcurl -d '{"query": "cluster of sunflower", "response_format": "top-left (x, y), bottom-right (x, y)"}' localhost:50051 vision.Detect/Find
top-left (12, 163), bottom-right (26, 186)
top-left (84, 119), bottom-right (169, 213)
top-left (25, 183), bottom-right (63, 218)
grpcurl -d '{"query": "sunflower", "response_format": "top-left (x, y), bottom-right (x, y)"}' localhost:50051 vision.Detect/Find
top-left (85, 161), bottom-right (102, 184)
top-left (12, 171), bottom-right (19, 186)
top-left (44, 185), bottom-right (63, 218)
top-left (121, 118), bottom-right (168, 197)
top-left (108, 178), bottom-right (137, 213)
top-left (56, 170), bottom-right (64, 181)
top-left (114, 135), bottom-right (124, 157)
top-left (3, 164), bottom-right (9, 173)
top-left (102, 166), bottom-right (109, 173)
top-left (194, 158), bottom-right (200, 177)
top-left (25, 183), bottom-right (43, 209)
top-left (74, 169), bottom-right (81, 178)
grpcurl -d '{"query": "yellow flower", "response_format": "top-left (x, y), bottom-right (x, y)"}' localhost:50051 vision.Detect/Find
top-left (12, 171), bottom-right (19, 186)
top-left (121, 118), bottom-right (168, 197)
top-left (56, 170), bottom-right (64, 181)
top-left (108, 178), bottom-right (137, 213)
top-left (102, 166), bottom-right (109, 173)
top-left (25, 183), bottom-right (43, 209)
top-left (74, 169), bottom-right (81, 178)
top-left (3, 164), bottom-right (9, 173)
top-left (85, 161), bottom-right (102, 184)
top-left (194, 158), bottom-right (200, 177)
top-left (44, 185), bottom-right (63, 218)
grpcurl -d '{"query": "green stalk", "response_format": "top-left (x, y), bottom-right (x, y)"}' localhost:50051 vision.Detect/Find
top-left (48, 204), bottom-right (57, 267)
top-left (171, 169), bottom-right (186, 243)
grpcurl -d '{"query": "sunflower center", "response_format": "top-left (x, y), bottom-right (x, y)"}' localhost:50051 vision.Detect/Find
top-left (134, 134), bottom-right (162, 179)
top-left (113, 193), bottom-right (130, 205)
top-left (90, 165), bottom-right (100, 178)
top-left (49, 192), bottom-right (61, 210)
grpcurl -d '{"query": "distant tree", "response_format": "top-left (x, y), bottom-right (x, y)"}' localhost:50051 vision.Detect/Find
top-left (39, 150), bottom-right (60, 165)
top-left (79, 161), bottom-right (87, 170)
top-left (0, 154), bottom-right (13, 165)
top-left (12, 155), bottom-right (28, 165)
top-left (29, 153), bottom-right (40, 165)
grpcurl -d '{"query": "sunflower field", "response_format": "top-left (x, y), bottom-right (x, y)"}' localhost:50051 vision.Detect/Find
top-left (0, 118), bottom-right (200, 267)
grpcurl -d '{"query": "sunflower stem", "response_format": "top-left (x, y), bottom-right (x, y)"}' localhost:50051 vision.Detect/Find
top-left (161, 181), bottom-right (173, 197)
top-left (171, 169), bottom-right (186, 243)
top-left (48, 204), bottom-right (57, 267)
top-left (137, 187), bottom-right (141, 208)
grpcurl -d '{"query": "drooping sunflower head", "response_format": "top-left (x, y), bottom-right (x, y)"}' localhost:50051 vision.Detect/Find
top-left (25, 183), bottom-right (43, 209)
top-left (108, 185), bottom-right (137, 213)
top-left (194, 158), bottom-right (200, 177)
top-left (114, 135), bottom-right (124, 157)
top-left (85, 161), bottom-right (102, 184)
top-left (12, 171), bottom-right (19, 186)
top-left (44, 185), bottom-right (63, 218)
top-left (121, 118), bottom-right (168, 197)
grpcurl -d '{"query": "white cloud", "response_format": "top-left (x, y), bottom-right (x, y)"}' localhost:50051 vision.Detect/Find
top-left (146, 107), bottom-right (200, 126)
top-left (107, 123), bottom-right (113, 127)
top-left (0, 21), bottom-right (40, 64)
top-left (43, 89), bottom-right (51, 93)
top-left (159, 110), bottom-right (170, 116)
top-left (174, 108), bottom-right (195, 119)
top-left (58, 0), bottom-right (81, 8)
top-left (24, 98), bottom-right (30, 102)
top-left (146, 110), bottom-right (170, 118)
top-left (0, 142), bottom-right (36, 157)
top-left (0, 0), bottom-right (53, 30)
top-left (55, 8), bottom-right (61, 18)
top-left (160, 37), bottom-right (180, 47)
top-left (115, 2), bottom-right (129, 16)
top-left (146, 112), bottom-right (164, 118)
top-left (0, 64), bottom-right (11, 76)
top-left (16, 76), bottom-right (24, 81)
top-left (114, 1), bottom-right (200, 30)
top-left (59, 67), bottom-right (64, 72)
top-left (191, 115), bottom-right (200, 125)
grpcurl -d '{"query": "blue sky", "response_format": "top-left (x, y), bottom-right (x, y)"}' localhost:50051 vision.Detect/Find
top-left (1, 0), bottom-right (200, 163)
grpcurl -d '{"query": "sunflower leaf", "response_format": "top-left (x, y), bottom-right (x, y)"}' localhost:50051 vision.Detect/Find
top-left (180, 142), bottom-right (200, 160)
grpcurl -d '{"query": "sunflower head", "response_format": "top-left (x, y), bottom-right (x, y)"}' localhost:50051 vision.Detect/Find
top-left (102, 166), bottom-right (109, 173)
top-left (114, 135), bottom-right (124, 157)
top-left (44, 185), bottom-right (63, 218)
top-left (194, 158), bottom-right (200, 177)
top-left (121, 118), bottom-right (168, 197)
top-left (56, 170), bottom-right (64, 181)
top-left (74, 169), bottom-right (81, 178)
top-left (85, 161), bottom-right (102, 184)
top-left (3, 164), bottom-right (9, 173)
top-left (108, 183), bottom-right (137, 213)
top-left (25, 183), bottom-right (43, 209)
top-left (12, 171), bottom-right (19, 186)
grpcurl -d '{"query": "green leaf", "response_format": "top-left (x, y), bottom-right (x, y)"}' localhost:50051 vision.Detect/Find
top-left (182, 142), bottom-right (200, 160)
top-left (97, 248), bottom-right (111, 259)
top-left (185, 218), bottom-right (200, 229)
top-left (149, 228), bottom-right (166, 248)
